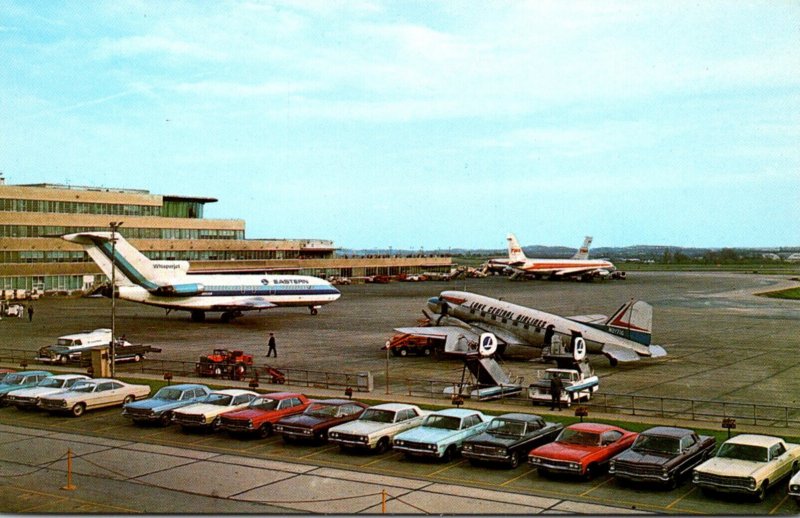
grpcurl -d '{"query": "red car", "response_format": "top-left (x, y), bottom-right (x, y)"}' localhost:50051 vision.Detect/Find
top-left (528, 422), bottom-right (637, 478)
top-left (219, 392), bottom-right (310, 438)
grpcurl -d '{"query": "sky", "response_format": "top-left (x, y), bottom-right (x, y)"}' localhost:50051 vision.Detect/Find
top-left (1, 1), bottom-right (798, 250)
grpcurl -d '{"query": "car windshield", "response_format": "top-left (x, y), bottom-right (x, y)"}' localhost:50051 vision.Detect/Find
top-left (557, 428), bottom-right (600, 446)
top-left (204, 394), bottom-right (233, 406)
top-left (71, 383), bottom-right (97, 393)
top-left (633, 434), bottom-right (680, 454)
top-left (2, 374), bottom-right (27, 385)
top-left (154, 388), bottom-right (184, 401)
top-left (488, 419), bottom-right (526, 437)
top-left (423, 415), bottom-right (461, 430)
top-left (717, 443), bottom-right (769, 462)
top-left (38, 378), bottom-right (66, 388)
top-left (305, 403), bottom-right (339, 417)
top-left (249, 398), bottom-right (278, 410)
top-left (360, 409), bottom-right (395, 423)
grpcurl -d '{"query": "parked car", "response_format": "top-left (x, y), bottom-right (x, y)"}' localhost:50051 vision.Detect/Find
top-left (0, 368), bottom-right (16, 383)
top-left (39, 378), bottom-right (151, 417)
top-left (609, 426), bottom-right (716, 488)
top-left (171, 389), bottom-right (259, 431)
top-left (393, 408), bottom-right (491, 462)
top-left (0, 371), bottom-right (53, 405)
top-left (220, 392), bottom-right (310, 437)
top-left (788, 470), bottom-right (800, 504)
top-left (462, 413), bottom-right (563, 468)
top-left (122, 384), bottom-right (212, 426)
top-left (329, 403), bottom-right (427, 453)
top-left (37, 329), bottom-right (131, 364)
top-left (5, 374), bottom-right (90, 410)
top-left (274, 399), bottom-right (368, 443)
top-left (528, 422), bottom-right (637, 478)
top-left (692, 434), bottom-right (800, 501)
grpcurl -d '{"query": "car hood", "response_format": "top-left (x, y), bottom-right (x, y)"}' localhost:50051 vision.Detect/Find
top-left (614, 448), bottom-right (674, 467)
top-left (126, 398), bottom-right (188, 412)
top-left (695, 457), bottom-right (765, 478)
top-left (330, 420), bottom-right (390, 436)
top-left (466, 432), bottom-right (520, 448)
top-left (223, 408), bottom-right (274, 421)
top-left (530, 442), bottom-right (599, 462)
top-left (278, 414), bottom-right (329, 428)
top-left (174, 403), bottom-right (236, 417)
top-left (7, 387), bottom-right (64, 398)
top-left (396, 427), bottom-right (457, 444)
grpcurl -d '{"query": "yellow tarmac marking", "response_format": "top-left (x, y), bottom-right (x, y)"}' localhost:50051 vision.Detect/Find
top-left (769, 494), bottom-right (789, 515)
top-left (579, 476), bottom-right (612, 497)
top-left (362, 452), bottom-right (402, 467)
top-left (666, 486), bottom-right (696, 509)
top-left (300, 445), bottom-right (338, 459)
top-left (9, 484), bottom-right (140, 514)
top-left (427, 459), bottom-right (466, 477)
top-left (500, 467), bottom-right (534, 487)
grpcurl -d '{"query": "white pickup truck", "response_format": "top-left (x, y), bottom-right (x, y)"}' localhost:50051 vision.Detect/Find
top-left (37, 329), bottom-right (131, 364)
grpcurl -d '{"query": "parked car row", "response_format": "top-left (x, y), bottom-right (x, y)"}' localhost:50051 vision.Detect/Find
top-left (1, 371), bottom-right (799, 505)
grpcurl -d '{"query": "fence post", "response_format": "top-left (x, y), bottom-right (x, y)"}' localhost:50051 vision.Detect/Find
top-left (660, 397), bottom-right (664, 418)
top-left (631, 395), bottom-right (636, 416)
top-left (691, 400), bottom-right (695, 420)
top-left (787, 407), bottom-right (790, 428)
top-left (753, 404), bottom-right (757, 426)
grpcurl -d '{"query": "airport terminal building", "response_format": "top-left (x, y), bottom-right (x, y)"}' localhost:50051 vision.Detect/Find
top-left (0, 179), bottom-right (452, 294)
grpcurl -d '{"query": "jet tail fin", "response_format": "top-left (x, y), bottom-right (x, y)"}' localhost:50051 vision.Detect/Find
top-left (602, 299), bottom-right (652, 346)
top-left (506, 233), bottom-right (527, 264)
top-left (62, 232), bottom-right (160, 290)
top-left (571, 236), bottom-right (593, 260)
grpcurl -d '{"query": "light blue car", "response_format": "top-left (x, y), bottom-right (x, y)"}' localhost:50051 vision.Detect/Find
top-left (122, 383), bottom-right (211, 425)
top-left (0, 371), bottom-right (52, 404)
top-left (393, 408), bottom-right (491, 461)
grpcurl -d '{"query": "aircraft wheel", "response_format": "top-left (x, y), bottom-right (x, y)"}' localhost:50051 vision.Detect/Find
top-left (191, 311), bottom-right (206, 322)
top-left (609, 358), bottom-right (618, 367)
top-left (309, 307), bottom-right (318, 315)
top-left (221, 312), bottom-right (232, 323)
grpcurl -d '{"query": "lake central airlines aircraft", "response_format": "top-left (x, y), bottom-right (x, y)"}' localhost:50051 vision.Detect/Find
top-left (63, 232), bottom-right (341, 322)
top-left (394, 290), bottom-right (667, 365)
top-left (503, 233), bottom-right (616, 280)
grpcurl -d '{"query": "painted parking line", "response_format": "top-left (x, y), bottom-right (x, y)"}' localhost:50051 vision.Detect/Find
top-left (666, 486), bottom-right (696, 510)
top-left (427, 459), bottom-right (466, 478)
top-left (500, 467), bottom-right (534, 487)
top-left (580, 476), bottom-right (613, 497)
top-left (300, 445), bottom-right (339, 459)
top-left (769, 494), bottom-right (789, 515)
top-left (362, 452), bottom-right (403, 467)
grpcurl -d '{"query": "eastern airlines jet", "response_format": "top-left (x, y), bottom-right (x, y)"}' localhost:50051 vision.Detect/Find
top-left (503, 233), bottom-right (616, 280)
top-left (63, 232), bottom-right (341, 322)
top-left (394, 290), bottom-right (667, 365)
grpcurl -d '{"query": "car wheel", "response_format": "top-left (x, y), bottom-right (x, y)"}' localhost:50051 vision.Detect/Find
top-left (508, 451), bottom-right (520, 469)
top-left (71, 403), bottom-right (86, 417)
top-left (666, 475), bottom-right (678, 490)
top-left (213, 367), bottom-right (222, 377)
top-left (123, 395), bottom-right (135, 405)
top-left (160, 413), bottom-right (172, 427)
top-left (422, 347), bottom-right (432, 356)
top-left (584, 464), bottom-right (598, 480)
top-left (58, 355), bottom-right (68, 364)
top-left (442, 445), bottom-right (456, 462)
top-left (375, 437), bottom-right (389, 454)
top-left (211, 417), bottom-right (222, 431)
top-left (398, 347), bottom-right (409, 357)
top-left (258, 423), bottom-right (272, 438)
top-left (134, 354), bottom-right (142, 362)
top-left (755, 481), bottom-right (767, 502)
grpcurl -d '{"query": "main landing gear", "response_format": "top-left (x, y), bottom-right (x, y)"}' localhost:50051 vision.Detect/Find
top-left (308, 306), bottom-right (319, 316)
top-left (191, 310), bottom-right (206, 322)
top-left (220, 311), bottom-right (243, 323)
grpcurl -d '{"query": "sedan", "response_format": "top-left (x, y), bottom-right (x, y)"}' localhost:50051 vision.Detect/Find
top-left (171, 389), bottom-right (259, 431)
top-left (393, 408), bottom-right (491, 462)
top-left (39, 378), bottom-right (151, 417)
top-left (122, 384), bottom-right (212, 426)
top-left (5, 374), bottom-right (90, 409)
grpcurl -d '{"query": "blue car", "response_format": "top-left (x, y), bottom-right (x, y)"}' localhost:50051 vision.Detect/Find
top-left (0, 371), bottom-right (52, 404)
top-left (122, 383), bottom-right (211, 425)
top-left (393, 408), bottom-right (491, 461)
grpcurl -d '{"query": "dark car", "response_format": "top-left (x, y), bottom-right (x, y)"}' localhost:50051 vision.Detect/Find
top-left (274, 399), bottom-right (368, 443)
top-left (462, 413), bottom-right (563, 468)
top-left (609, 426), bottom-right (716, 489)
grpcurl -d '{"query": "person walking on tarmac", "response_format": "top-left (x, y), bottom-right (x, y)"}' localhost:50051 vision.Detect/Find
top-left (550, 374), bottom-right (564, 411)
top-left (27, 304), bottom-right (34, 322)
top-left (266, 333), bottom-right (277, 358)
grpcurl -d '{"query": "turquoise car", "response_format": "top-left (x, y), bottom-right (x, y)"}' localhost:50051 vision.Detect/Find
top-left (393, 408), bottom-right (491, 461)
top-left (0, 370), bottom-right (52, 404)
top-left (122, 383), bottom-right (212, 426)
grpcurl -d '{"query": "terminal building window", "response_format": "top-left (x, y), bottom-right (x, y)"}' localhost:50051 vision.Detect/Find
top-left (0, 225), bottom-right (244, 240)
top-left (0, 198), bottom-right (161, 217)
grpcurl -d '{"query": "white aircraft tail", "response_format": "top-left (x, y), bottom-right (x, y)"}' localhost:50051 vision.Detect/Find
top-left (62, 232), bottom-right (178, 289)
top-left (603, 300), bottom-right (652, 346)
top-left (506, 233), bottom-right (527, 265)
top-left (571, 236), bottom-right (593, 260)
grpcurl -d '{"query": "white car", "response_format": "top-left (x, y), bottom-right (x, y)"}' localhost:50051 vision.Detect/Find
top-left (788, 470), bottom-right (800, 504)
top-left (171, 389), bottom-right (258, 430)
top-left (328, 403), bottom-right (428, 453)
top-left (693, 434), bottom-right (800, 501)
top-left (5, 374), bottom-right (90, 409)
top-left (38, 378), bottom-right (151, 417)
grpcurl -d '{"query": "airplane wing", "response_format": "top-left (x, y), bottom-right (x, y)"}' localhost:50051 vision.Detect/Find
top-left (601, 343), bottom-right (643, 363)
top-left (553, 266), bottom-right (603, 276)
top-left (394, 326), bottom-right (481, 354)
top-left (566, 314), bottom-right (608, 325)
top-left (208, 298), bottom-right (278, 312)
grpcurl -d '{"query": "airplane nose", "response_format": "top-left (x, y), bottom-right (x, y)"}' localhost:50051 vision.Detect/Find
top-left (427, 296), bottom-right (442, 311)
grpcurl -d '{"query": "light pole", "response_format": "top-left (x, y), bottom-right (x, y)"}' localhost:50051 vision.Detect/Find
top-left (109, 221), bottom-right (123, 377)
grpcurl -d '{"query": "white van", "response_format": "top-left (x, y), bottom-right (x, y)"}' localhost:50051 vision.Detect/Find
top-left (37, 329), bottom-right (131, 364)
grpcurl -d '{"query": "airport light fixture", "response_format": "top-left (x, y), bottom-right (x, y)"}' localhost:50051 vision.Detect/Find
top-left (109, 221), bottom-right (123, 377)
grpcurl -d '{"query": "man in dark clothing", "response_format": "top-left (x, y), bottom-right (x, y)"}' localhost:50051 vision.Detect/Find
top-left (550, 374), bottom-right (564, 411)
top-left (27, 305), bottom-right (34, 322)
top-left (266, 333), bottom-right (277, 358)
